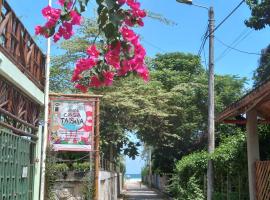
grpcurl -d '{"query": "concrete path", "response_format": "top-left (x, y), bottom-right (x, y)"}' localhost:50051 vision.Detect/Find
top-left (124, 180), bottom-right (168, 200)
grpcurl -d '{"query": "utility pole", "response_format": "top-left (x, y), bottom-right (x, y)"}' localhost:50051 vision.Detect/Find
top-left (207, 6), bottom-right (215, 200)
top-left (40, 0), bottom-right (52, 199)
top-left (94, 99), bottom-right (100, 200)
top-left (149, 147), bottom-right (152, 188)
top-left (176, 1), bottom-right (216, 199)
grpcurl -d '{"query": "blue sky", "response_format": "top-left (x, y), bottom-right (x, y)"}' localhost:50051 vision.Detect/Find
top-left (125, 133), bottom-right (145, 174)
top-left (8, 0), bottom-right (270, 174)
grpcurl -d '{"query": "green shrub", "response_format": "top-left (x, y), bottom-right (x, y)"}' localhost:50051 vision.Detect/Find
top-left (52, 163), bottom-right (69, 172)
top-left (141, 165), bottom-right (149, 177)
top-left (169, 131), bottom-right (248, 199)
top-left (73, 162), bottom-right (91, 172)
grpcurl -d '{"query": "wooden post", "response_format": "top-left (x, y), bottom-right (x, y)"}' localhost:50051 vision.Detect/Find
top-left (94, 98), bottom-right (100, 200)
top-left (246, 109), bottom-right (260, 200)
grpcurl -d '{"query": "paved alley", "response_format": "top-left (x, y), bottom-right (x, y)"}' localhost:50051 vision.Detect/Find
top-left (124, 180), bottom-right (168, 200)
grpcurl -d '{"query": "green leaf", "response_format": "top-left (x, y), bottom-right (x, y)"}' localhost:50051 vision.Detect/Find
top-left (103, 23), bottom-right (118, 39)
top-left (78, 0), bottom-right (90, 12)
top-left (98, 7), bottom-right (109, 28)
top-left (104, 0), bottom-right (115, 10)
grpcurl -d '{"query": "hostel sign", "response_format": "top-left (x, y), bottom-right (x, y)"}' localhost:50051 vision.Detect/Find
top-left (49, 97), bottom-right (95, 151)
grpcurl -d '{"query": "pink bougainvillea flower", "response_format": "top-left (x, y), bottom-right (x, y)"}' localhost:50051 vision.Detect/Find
top-left (117, 60), bottom-right (132, 76)
top-left (41, 6), bottom-right (53, 18)
top-left (120, 26), bottom-right (139, 43)
top-left (124, 17), bottom-right (134, 27)
top-left (105, 42), bottom-right (121, 69)
top-left (70, 10), bottom-right (82, 25)
top-left (41, 6), bottom-right (61, 19)
top-left (137, 18), bottom-right (144, 26)
top-left (103, 71), bottom-right (115, 86)
top-left (37, 0), bottom-right (149, 89)
top-left (75, 58), bottom-right (96, 72)
top-left (71, 72), bottom-right (82, 82)
top-left (42, 6), bottom-right (61, 28)
top-left (35, 26), bottom-right (44, 35)
top-left (136, 65), bottom-right (149, 82)
top-left (90, 76), bottom-right (103, 88)
top-left (86, 45), bottom-right (100, 58)
top-left (60, 22), bottom-right (74, 40)
top-left (117, 0), bottom-right (126, 5)
top-left (134, 43), bottom-right (146, 57)
top-left (75, 83), bottom-right (88, 93)
top-left (132, 8), bottom-right (146, 18)
top-left (45, 19), bottom-right (57, 29)
top-left (127, 0), bottom-right (141, 10)
top-left (58, 0), bottom-right (65, 6)
top-left (105, 52), bottom-right (120, 69)
top-left (53, 32), bottom-right (62, 43)
top-left (58, 0), bottom-right (73, 9)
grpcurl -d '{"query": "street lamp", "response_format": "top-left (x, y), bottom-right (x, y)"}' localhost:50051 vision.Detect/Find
top-left (176, 0), bottom-right (209, 10)
top-left (176, 0), bottom-right (192, 5)
top-left (176, 1), bottom-right (215, 200)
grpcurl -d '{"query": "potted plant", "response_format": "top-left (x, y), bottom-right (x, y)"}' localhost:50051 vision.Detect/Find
top-left (52, 163), bottom-right (69, 179)
top-left (72, 162), bottom-right (91, 178)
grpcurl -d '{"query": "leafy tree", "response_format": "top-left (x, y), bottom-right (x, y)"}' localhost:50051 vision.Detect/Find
top-left (253, 44), bottom-right (270, 87)
top-left (245, 1), bottom-right (270, 86)
top-left (245, 0), bottom-right (270, 30)
top-left (50, 15), bottom-right (246, 171)
top-left (258, 125), bottom-right (270, 160)
top-left (147, 54), bottom-right (246, 172)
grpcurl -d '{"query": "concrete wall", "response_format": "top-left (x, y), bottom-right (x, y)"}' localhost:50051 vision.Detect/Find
top-left (0, 51), bottom-right (45, 105)
top-left (142, 174), bottom-right (170, 194)
top-left (52, 171), bottom-right (123, 200)
top-left (99, 171), bottom-right (123, 200)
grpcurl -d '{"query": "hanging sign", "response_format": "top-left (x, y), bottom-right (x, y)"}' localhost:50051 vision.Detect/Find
top-left (49, 97), bottom-right (95, 151)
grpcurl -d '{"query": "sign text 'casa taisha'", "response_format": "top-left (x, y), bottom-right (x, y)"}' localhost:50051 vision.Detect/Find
top-left (49, 97), bottom-right (94, 151)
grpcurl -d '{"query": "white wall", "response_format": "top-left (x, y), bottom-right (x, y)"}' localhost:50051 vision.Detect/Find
top-left (99, 171), bottom-right (123, 200)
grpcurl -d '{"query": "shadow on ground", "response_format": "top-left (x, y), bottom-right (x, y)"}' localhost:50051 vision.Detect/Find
top-left (124, 181), bottom-right (168, 200)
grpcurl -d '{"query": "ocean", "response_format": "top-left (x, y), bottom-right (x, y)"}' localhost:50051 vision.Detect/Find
top-left (125, 174), bottom-right (141, 181)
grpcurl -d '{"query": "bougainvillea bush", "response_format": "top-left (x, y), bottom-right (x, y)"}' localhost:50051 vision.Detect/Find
top-left (36, 0), bottom-right (149, 92)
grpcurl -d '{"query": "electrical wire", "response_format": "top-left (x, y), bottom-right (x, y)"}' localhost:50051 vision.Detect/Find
top-left (202, 46), bottom-right (208, 70)
top-left (215, 29), bottom-right (253, 62)
top-left (141, 38), bottom-right (166, 53)
top-left (216, 29), bottom-right (250, 60)
top-left (198, 22), bottom-right (209, 56)
top-left (215, 37), bottom-right (261, 56)
top-left (208, 0), bottom-right (245, 37)
top-left (198, 0), bottom-right (245, 57)
top-left (55, 154), bottom-right (91, 162)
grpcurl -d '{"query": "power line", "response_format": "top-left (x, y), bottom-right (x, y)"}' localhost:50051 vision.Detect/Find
top-left (215, 29), bottom-right (253, 62)
top-left (209, 0), bottom-right (245, 36)
top-left (198, 22), bottom-right (209, 56)
top-left (215, 37), bottom-right (261, 56)
top-left (198, 33), bottom-right (208, 56)
top-left (198, 0), bottom-right (245, 57)
top-left (141, 38), bottom-right (166, 53)
top-left (202, 45), bottom-right (208, 70)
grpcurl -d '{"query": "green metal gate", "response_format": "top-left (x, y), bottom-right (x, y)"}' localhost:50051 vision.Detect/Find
top-left (0, 130), bottom-right (35, 200)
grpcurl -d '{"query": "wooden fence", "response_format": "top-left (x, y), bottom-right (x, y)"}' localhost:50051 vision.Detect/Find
top-left (256, 161), bottom-right (270, 200)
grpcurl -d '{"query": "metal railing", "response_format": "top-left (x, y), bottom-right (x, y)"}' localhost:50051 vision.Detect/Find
top-left (0, 1), bottom-right (46, 90)
top-left (0, 130), bottom-right (35, 200)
